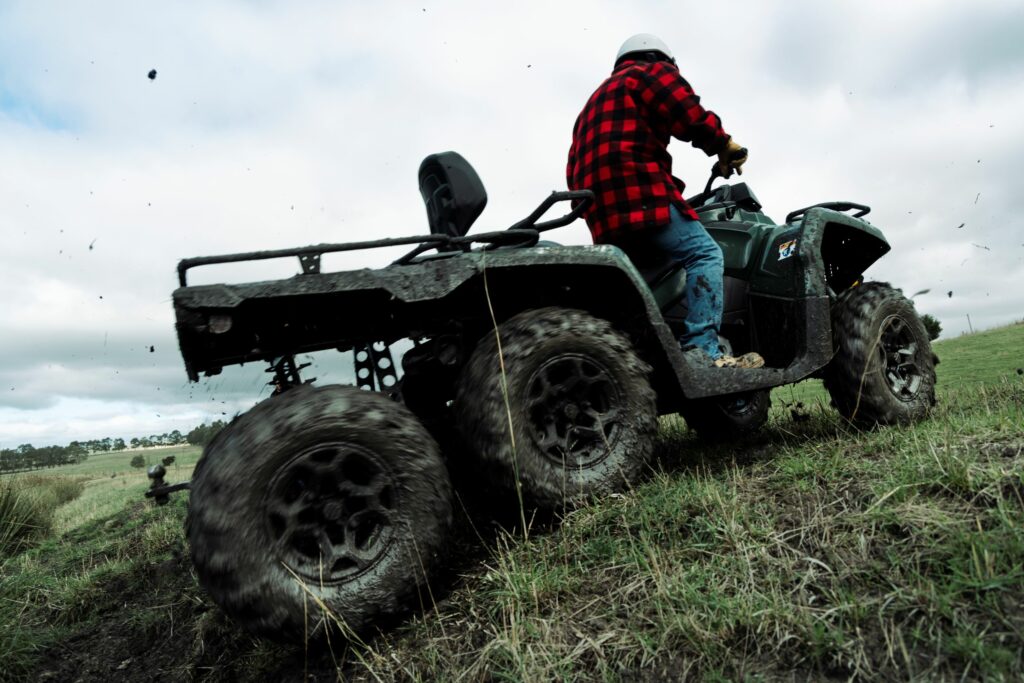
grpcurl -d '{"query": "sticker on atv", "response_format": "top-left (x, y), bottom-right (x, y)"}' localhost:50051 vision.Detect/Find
top-left (778, 239), bottom-right (797, 260)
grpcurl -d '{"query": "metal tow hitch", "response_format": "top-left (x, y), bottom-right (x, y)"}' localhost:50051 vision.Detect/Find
top-left (145, 464), bottom-right (191, 505)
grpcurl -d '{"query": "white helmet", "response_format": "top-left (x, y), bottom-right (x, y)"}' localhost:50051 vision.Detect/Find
top-left (615, 33), bottom-right (674, 63)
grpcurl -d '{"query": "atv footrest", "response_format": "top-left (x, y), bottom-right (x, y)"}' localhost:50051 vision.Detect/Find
top-left (679, 349), bottom-right (788, 399)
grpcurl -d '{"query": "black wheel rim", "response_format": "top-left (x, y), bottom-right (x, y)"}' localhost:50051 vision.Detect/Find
top-left (264, 442), bottom-right (397, 583)
top-left (720, 393), bottom-right (756, 416)
top-left (878, 314), bottom-right (924, 401)
top-left (526, 353), bottom-right (622, 467)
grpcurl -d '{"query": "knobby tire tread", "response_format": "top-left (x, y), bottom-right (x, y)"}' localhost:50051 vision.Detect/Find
top-left (455, 307), bottom-right (657, 509)
top-left (823, 282), bottom-right (937, 427)
top-left (186, 384), bottom-right (452, 641)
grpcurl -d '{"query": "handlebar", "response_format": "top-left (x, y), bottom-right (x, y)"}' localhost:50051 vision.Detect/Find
top-left (702, 146), bottom-right (748, 195)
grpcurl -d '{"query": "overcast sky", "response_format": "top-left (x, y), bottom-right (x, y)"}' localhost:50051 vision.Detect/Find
top-left (2, 0), bottom-right (1022, 448)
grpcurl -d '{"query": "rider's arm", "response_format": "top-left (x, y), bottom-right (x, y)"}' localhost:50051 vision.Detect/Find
top-left (636, 62), bottom-right (731, 156)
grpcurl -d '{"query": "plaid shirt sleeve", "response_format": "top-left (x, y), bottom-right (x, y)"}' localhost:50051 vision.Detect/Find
top-left (637, 62), bottom-right (730, 156)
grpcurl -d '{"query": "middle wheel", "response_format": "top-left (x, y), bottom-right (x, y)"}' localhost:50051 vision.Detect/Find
top-left (455, 307), bottom-right (657, 509)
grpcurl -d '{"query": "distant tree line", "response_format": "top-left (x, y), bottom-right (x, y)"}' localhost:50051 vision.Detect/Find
top-left (128, 430), bottom-right (186, 450)
top-left (920, 314), bottom-right (942, 341)
top-left (0, 443), bottom-right (90, 473)
top-left (0, 420), bottom-right (227, 474)
top-left (185, 420), bottom-right (227, 447)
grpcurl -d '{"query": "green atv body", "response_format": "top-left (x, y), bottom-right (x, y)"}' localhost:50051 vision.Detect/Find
top-left (164, 151), bottom-right (936, 640)
top-left (172, 173), bottom-right (890, 406)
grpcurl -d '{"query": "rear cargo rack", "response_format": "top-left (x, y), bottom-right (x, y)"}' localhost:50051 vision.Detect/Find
top-left (176, 230), bottom-right (534, 287)
top-left (176, 189), bottom-right (594, 287)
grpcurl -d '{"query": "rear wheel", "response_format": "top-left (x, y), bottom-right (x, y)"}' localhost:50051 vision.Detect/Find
top-left (680, 390), bottom-right (771, 441)
top-left (455, 307), bottom-right (657, 509)
top-left (824, 282), bottom-right (937, 426)
top-left (186, 384), bottom-right (452, 640)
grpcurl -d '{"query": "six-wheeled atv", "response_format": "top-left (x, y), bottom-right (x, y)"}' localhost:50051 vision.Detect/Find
top-left (157, 151), bottom-right (937, 639)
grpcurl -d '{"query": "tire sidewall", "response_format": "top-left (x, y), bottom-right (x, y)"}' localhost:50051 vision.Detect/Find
top-left (828, 284), bottom-right (937, 424)
top-left (858, 301), bottom-right (926, 411)
top-left (503, 333), bottom-right (647, 497)
top-left (187, 385), bottom-right (451, 638)
top-left (457, 308), bottom-right (656, 508)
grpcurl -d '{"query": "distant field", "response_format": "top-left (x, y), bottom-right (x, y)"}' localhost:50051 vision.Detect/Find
top-left (1, 444), bottom-right (202, 480)
top-left (1, 444), bottom-right (201, 544)
top-left (934, 321), bottom-right (1024, 387)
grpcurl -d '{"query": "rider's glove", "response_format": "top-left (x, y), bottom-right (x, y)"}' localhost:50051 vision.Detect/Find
top-left (718, 139), bottom-right (748, 178)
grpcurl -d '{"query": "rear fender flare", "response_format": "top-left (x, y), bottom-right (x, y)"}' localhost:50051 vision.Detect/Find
top-left (460, 247), bottom-right (686, 409)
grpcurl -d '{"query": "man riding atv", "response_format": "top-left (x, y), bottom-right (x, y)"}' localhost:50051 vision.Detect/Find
top-left (567, 33), bottom-right (764, 369)
top-left (169, 36), bottom-right (938, 638)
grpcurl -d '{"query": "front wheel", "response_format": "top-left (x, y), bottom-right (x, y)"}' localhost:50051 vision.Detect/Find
top-left (823, 282), bottom-right (937, 426)
top-left (455, 307), bottom-right (657, 509)
top-left (186, 384), bottom-right (452, 641)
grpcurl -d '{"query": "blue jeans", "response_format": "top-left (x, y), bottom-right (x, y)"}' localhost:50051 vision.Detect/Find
top-left (624, 206), bottom-right (725, 359)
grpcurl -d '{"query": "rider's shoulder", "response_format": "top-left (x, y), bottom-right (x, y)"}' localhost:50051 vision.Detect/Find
top-left (617, 59), bottom-right (681, 80)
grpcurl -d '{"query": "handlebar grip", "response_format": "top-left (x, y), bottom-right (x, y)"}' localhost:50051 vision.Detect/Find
top-left (705, 146), bottom-right (748, 193)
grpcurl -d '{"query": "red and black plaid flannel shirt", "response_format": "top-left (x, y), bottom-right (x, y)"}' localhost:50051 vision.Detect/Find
top-left (567, 59), bottom-right (731, 243)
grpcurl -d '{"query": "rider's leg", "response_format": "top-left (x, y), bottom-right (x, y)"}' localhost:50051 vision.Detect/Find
top-left (642, 206), bottom-right (725, 359)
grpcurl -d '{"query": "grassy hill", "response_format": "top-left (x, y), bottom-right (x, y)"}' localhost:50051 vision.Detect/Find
top-left (1, 324), bottom-right (1021, 681)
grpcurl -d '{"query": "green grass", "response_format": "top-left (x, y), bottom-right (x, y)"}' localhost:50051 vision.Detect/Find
top-left (43, 446), bottom-right (201, 536)
top-left (0, 495), bottom-right (194, 681)
top-left (0, 325), bottom-right (1022, 681)
top-left (934, 321), bottom-right (1024, 388)
top-left (0, 448), bottom-right (202, 680)
top-left (361, 392), bottom-right (1022, 681)
top-left (0, 476), bottom-right (88, 556)
top-left (349, 324), bottom-right (1024, 681)
top-left (774, 318), bottom-right (1024, 411)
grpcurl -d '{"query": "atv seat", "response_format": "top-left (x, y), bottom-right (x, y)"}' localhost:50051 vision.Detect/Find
top-left (418, 151), bottom-right (487, 241)
top-left (649, 265), bottom-right (687, 311)
top-left (626, 250), bottom-right (687, 311)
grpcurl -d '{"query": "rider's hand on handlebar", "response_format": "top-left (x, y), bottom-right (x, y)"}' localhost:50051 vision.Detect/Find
top-left (717, 139), bottom-right (748, 178)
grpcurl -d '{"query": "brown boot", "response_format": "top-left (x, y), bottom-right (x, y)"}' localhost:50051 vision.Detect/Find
top-left (713, 352), bottom-right (765, 369)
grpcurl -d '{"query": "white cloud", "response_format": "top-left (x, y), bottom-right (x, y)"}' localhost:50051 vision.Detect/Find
top-left (2, 0), bottom-right (1022, 446)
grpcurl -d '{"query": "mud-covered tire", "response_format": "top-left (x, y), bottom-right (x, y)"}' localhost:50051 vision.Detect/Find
top-left (186, 384), bottom-right (452, 641)
top-left (680, 390), bottom-right (771, 441)
top-left (454, 307), bottom-right (657, 509)
top-left (823, 282), bottom-right (937, 427)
